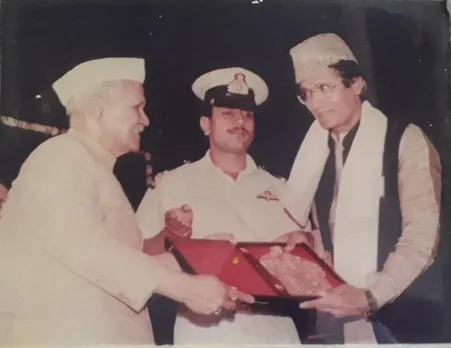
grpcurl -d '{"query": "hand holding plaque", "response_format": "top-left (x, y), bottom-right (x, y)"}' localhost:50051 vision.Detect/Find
top-left (165, 238), bottom-right (345, 305)
top-left (178, 274), bottom-right (254, 315)
top-left (274, 231), bottom-right (333, 268)
top-left (273, 230), bottom-right (315, 252)
top-left (299, 283), bottom-right (369, 318)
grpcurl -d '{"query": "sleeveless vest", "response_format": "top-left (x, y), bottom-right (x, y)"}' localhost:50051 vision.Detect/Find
top-left (314, 118), bottom-right (445, 343)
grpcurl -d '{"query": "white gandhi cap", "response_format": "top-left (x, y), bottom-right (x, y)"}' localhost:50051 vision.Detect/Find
top-left (52, 57), bottom-right (145, 107)
top-left (290, 33), bottom-right (358, 83)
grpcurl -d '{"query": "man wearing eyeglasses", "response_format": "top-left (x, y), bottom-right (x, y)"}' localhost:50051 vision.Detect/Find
top-left (279, 33), bottom-right (444, 344)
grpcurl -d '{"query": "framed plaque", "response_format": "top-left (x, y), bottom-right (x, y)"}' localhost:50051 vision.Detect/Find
top-left (165, 237), bottom-right (345, 304)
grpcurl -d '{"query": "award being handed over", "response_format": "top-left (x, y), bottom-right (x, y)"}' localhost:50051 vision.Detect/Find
top-left (165, 237), bottom-right (344, 306)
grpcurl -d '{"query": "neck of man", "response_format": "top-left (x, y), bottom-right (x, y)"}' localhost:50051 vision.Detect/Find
top-left (209, 147), bottom-right (247, 181)
top-left (70, 120), bottom-right (122, 159)
top-left (331, 103), bottom-right (363, 136)
top-left (99, 136), bottom-right (124, 158)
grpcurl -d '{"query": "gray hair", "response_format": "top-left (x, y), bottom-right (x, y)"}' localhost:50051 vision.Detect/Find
top-left (65, 83), bottom-right (108, 118)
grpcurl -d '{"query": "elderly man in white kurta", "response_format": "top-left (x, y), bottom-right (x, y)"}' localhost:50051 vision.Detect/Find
top-left (0, 58), bottom-right (253, 345)
top-left (279, 33), bottom-right (443, 344)
top-left (137, 68), bottom-right (302, 344)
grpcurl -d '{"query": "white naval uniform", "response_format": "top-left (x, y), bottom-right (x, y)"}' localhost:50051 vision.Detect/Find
top-left (137, 151), bottom-right (301, 344)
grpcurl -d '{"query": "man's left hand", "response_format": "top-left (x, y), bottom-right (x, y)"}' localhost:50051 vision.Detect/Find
top-left (299, 284), bottom-right (369, 318)
top-left (274, 230), bottom-right (315, 251)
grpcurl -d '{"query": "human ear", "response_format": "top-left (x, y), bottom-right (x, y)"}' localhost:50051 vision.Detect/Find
top-left (89, 94), bottom-right (105, 121)
top-left (200, 115), bottom-right (211, 136)
top-left (351, 77), bottom-right (366, 97)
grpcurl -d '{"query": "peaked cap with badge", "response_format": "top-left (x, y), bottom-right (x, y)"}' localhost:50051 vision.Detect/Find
top-left (290, 33), bottom-right (358, 83)
top-left (192, 67), bottom-right (269, 112)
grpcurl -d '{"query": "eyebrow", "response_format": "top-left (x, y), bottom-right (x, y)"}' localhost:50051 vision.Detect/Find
top-left (301, 80), bottom-right (340, 88)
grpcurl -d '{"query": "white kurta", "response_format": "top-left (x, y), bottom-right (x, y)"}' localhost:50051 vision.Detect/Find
top-left (0, 129), bottom-right (169, 345)
top-left (137, 151), bottom-right (301, 344)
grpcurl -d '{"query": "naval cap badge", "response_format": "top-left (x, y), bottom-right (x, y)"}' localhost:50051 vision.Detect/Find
top-left (227, 72), bottom-right (249, 95)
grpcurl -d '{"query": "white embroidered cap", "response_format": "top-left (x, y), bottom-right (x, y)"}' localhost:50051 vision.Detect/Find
top-left (52, 57), bottom-right (145, 108)
top-left (290, 33), bottom-right (358, 83)
top-left (192, 67), bottom-right (269, 111)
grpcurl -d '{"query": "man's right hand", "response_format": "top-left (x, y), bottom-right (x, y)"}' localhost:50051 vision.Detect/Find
top-left (181, 274), bottom-right (254, 315)
top-left (164, 204), bottom-right (193, 238)
top-left (156, 272), bottom-right (254, 315)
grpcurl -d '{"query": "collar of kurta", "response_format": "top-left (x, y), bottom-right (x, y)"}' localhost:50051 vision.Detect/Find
top-left (201, 150), bottom-right (258, 181)
top-left (328, 121), bottom-right (360, 151)
top-left (328, 121), bottom-right (361, 165)
top-left (67, 128), bottom-right (117, 172)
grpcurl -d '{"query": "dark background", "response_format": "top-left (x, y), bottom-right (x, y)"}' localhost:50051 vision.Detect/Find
top-left (1, 0), bottom-right (449, 176)
top-left (0, 0), bottom-right (450, 337)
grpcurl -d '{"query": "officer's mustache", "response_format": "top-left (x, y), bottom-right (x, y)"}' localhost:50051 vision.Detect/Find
top-left (227, 127), bottom-right (249, 135)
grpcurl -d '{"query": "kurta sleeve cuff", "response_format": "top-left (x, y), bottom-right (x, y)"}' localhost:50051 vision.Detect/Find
top-left (366, 274), bottom-right (398, 309)
top-left (121, 252), bottom-right (171, 312)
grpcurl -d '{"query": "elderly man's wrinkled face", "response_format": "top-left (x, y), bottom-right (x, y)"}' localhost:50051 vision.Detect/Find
top-left (298, 67), bottom-right (364, 133)
top-left (200, 106), bottom-right (255, 154)
top-left (100, 80), bottom-right (149, 156)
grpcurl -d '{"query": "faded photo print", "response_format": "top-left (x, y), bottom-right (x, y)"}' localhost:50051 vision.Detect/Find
top-left (0, 0), bottom-right (450, 345)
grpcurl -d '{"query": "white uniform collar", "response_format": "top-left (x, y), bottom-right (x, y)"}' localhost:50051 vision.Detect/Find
top-left (201, 149), bottom-right (258, 180)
